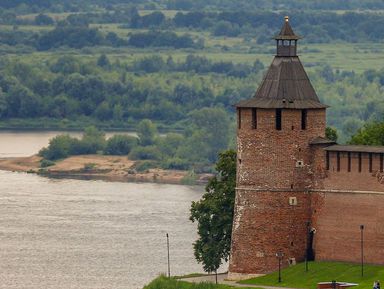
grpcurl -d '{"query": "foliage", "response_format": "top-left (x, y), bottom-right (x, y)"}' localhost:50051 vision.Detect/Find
top-left (325, 127), bottom-right (338, 142)
top-left (179, 107), bottom-right (230, 163)
top-left (128, 31), bottom-right (197, 49)
top-left (349, 122), bottom-right (384, 145)
top-left (134, 160), bottom-right (158, 172)
top-left (241, 261), bottom-right (384, 289)
top-left (74, 126), bottom-right (106, 154)
top-left (35, 14), bottom-right (54, 26)
top-left (157, 133), bottom-right (184, 159)
top-left (2, 5), bottom-right (384, 145)
top-left (82, 162), bottom-right (96, 171)
top-left (190, 150), bottom-right (236, 273)
top-left (39, 127), bottom-right (106, 160)
top-left (40, 159), bottom-right (55, 168)
top-left (137, 119), bottom-right (158, 146)
top-left (104, 134), bottom-right (138, 155)
top-left (37, 26), bottom-right (105, 50)
top-left (39, 134), bottom-right (75, 160)
top-left (128, 145), bottom-right (162, 160)
top-left (161, 157), bottom-right (190, 170)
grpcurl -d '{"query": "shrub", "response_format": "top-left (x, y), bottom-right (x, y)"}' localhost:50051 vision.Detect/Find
top-left (40, 159), bottom-right (55, 168)
top-left (161, 157), bottom-right (190, 170)
top-left (128, 146), bottom-right (161, 160)
top-left (105, 135), bottom-right (138, 155)
top-left (70, 126), bottom-right (106, 155)
top-left (134, 160), bottom-right (158, 172)
top-left (39, 134), bottom-right (76, 160)
top-left (137, 119), bottom-right (157, 146)
top-left (82, 163), bottom-right (96, 171)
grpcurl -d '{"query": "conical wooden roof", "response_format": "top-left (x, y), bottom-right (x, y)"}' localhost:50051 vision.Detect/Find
top-left (236, 17), bottom-right (327, 109)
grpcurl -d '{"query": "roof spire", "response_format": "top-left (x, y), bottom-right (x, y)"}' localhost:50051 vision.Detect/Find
top-left (275, 16), bottom-right (300, 40)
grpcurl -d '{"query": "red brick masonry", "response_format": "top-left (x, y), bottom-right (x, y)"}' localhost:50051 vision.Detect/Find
top-left (228, 107), bottom-right (384, 279)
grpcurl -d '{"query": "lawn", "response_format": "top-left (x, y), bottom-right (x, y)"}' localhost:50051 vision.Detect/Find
top-left (240, 261), bottom-right (384, 289)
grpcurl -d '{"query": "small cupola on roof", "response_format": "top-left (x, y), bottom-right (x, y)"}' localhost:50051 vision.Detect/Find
top-left (235, 16), bottom-right (328, 109)
top-left (275, 16), bottom-right (301, 57)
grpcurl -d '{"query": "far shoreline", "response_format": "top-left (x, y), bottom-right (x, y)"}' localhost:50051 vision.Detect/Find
top-left (0, 155), bottom-right (212, 186)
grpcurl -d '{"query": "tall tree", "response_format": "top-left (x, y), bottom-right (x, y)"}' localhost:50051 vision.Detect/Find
top-left (137, 119), bottom-right (158, 146)
top-left (190, 150), bottom-right (236, 276)
top-left (325, 127), bottom-right (338, 142)
top-left (349, 122), bottom-right (384, 145)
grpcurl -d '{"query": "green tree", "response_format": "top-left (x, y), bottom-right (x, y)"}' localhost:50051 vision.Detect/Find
top-left (189, 107), bottom-right (230, 162)
top-left (80, 126), bottom-right (106, 153)
top-left (50, 56), bottom-right (80, 74)
top-left (190, 150), bottom-right (236, 275)
top-left (137, 119), bottom-right (158, 146)
top-left (0, 88), bottom-right (7, 118)
top-left (105, 135), bottom-right (138, 155)
top-left (35, 13), bottom-right (54, 25)
top-left (95, 101), bottom-right (112, 121)
top-left (325, 127), bottom-right (338, 142)
top-left (349, 122), bottom-right (384, 145)
top-left (156, 133), bottom-right (184, 158)
top-left (97, 54), bottom-right (110, 68)
top-left (112, 104), bottom-right (124, 122)
top-left (39, 134), bottom-right (75, 160)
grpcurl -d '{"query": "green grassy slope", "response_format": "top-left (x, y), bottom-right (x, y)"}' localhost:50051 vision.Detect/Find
top-left (241, 261), bottom-right (384, 289)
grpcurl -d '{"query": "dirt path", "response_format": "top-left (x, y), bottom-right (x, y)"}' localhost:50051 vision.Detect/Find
top-left (180, 273), bottom-right (302, 289)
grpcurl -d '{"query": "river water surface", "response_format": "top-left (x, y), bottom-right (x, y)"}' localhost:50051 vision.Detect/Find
top-left (0, 131), bottom-right (210, 289)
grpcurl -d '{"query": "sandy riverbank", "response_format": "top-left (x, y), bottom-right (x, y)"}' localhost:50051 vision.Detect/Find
top-left (0, 155), bottom-right (212, 185)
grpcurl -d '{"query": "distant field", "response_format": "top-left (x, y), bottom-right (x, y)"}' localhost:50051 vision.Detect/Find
top-left (17, 11), bottom-right (105, 21)
top-left (2, 20), bottom-right (384, 73)
top-left (0, 24), bottom-right (52, 32)
top-left (4, 43), bottom-right (384, 73)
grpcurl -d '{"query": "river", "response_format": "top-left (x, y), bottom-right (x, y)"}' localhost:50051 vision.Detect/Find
top-left (0, 131), bottom-right (212, 289)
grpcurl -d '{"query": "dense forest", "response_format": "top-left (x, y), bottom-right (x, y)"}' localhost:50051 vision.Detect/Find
top-left (1, 0), bottom-right (384, 167)
top-left (2, 0), bottom-right (384, 11)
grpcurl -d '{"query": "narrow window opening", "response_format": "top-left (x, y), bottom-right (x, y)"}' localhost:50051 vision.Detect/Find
top-left (301, 109), bottom-right (307, 130)
top-left (336, 152), bottom-right (340, 172)
top-left (381, 154), bottom-right (383, 172)
top-left (238, 108), bottom-right (241, 129)
top-left (358, 152), bottom-right (362, 172)
top-left (276, 109), bottom-right (282, 130)
top-left (251, 108), bottom-right (257, 129)
top-left (348, 152), bottom-right (351, 172)
top-left (326, 151), bottom-right (330, 170)
top-left (369, 153), bottom-right (373, 173)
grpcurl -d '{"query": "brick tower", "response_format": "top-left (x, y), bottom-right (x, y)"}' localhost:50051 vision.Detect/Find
top-left (228, 17), bottom-right (328, 279)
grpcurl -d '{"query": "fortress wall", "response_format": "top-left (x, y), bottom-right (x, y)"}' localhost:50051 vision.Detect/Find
top-left (311, 191), bottom-right (384, 265)
top-left (229, 189), bottom-right (311, 275)
top-left (324, 151), bottom-right (384, 191)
